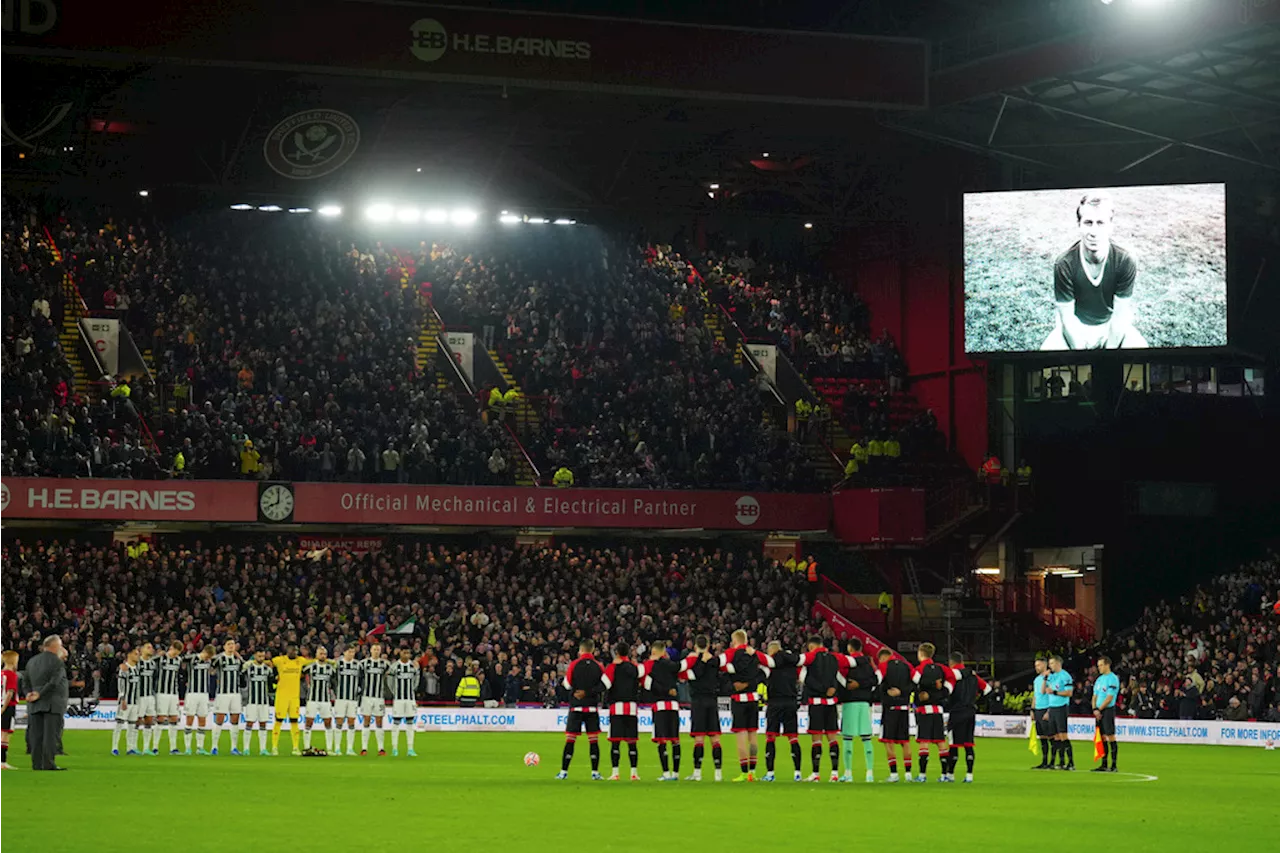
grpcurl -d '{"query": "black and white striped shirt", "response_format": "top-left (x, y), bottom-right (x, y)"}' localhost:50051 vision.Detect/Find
top-left (136, 656), bottom-right (158, 697)
top-left (244, 662), bottom-right (273, 706)
top-left (185, 654), bottom-right (213, 698)
top-left (334, 660), bottom-right (362, 702)
top-left (156, 655), bottom-right (183, 695)
top-left (304, 661), bottom-right (336, 703)
top-left (360, 658), bottom-right (390, 698)
top-left (391, 661), bottom-right (420, 702)
top-left (119, 664), bottom-right (140, 705)
top-left (213, 653), bottom-right (243, 696)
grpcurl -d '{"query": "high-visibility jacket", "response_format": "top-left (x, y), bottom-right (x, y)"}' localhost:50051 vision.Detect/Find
top-left (240, 447), bottom-right (261, 475)
top-left (783, 556), bottom-right (798, 573)
top-left (173, 451), bottom-right (185, 472)
top-left (844, 458), bottom-right (859, 477)
top-left (553, 467), bottom-right (574, 488)
top-left (488, 387), bottom-right (503, 408)
top-left (456, 675), bottom-right (481, 703)
top-left (867, 439), bottom-right (884, 458)
top-left (884, 438), bottom-right (901, 459)
top-left (878, 591), bottom-right (892, 612)
top-left (1016, 465), bottom-right (1032, 484)
top-left (110, 383), bottom-right (131, 399)
top-left (794, 400), bottom-right (813, 421)
top-left (806, 562), bottom-right (818, 583)
top-left (502, 388), bottom-right (520, 407)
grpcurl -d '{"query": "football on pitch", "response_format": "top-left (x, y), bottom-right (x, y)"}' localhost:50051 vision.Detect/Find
top-left (524, 751), bottom-right (540, 766)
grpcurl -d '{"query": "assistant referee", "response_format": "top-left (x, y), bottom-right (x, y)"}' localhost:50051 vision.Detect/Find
top-left (1092, 656), bottom-right (1120, 773)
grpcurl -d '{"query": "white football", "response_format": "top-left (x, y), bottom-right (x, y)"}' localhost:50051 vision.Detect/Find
top-left (524, 751), bottom-right (540, 766)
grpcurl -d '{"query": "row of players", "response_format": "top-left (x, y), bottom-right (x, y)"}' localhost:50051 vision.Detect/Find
top-left (556, 633), bottom-right (992, 783)
top-left (112, 641), bottom-right (420, 757)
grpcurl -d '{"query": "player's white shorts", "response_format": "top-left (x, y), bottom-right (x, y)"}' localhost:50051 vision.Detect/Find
top-left (213, 693), bottom-right (243, 716)
top-left (391, 699), bottom-right (417, 719)
top-left (136, 696), bottom-right (156, 717)
top-left (183, 693), bottom-right (210, 718)
top-left (307, 701), bottom-right (333, 721)
top-left (360, 696), bottom-right (386, 718)
top-left (332, 699), bottom-right (358, 720)
top-left (244, 703), bottom-right (270, 724)
top-left (156, 694), bottom-right (180, 717)
top-left (119, 703), bottom-right (140, 723)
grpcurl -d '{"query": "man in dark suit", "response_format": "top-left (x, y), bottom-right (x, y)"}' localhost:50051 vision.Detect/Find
top-left (24, 635), bottom-right (69, 771)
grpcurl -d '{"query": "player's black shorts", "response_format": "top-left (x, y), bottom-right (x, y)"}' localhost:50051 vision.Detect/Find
top-left (1096, 707), bottom-right (1116, 737)
top-left (915, 711), bottom-right (945, 743)
top-left (1, 705), bottom-right (14, 733)
top-left (609, 714), bottom-right (638, 743)
top-left (948, 709), bottom-right (976, 747)
top-left (652, 709), bottom-right (680, 742)
top-left (880, 708), bottom-right (910, 744)
top-left (565, 709), bottom-right (600, 735)
top-left (731, 700), bottom-right (759, 733)
top-left (807, 704), bottom-right (838, 735)
top-left (690, 700), bottom-right (720, 736)
top-left (765, 703), bottom-right (799, 737)
top-left (1048, 706), bottom-right (1069, 736)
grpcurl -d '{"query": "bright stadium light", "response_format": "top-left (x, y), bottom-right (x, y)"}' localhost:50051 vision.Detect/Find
top-left (365, 203), bottom-right (394, 222)
top-left (804, 222), bottom-right (813, 230)
top-left (527, 217), bottom-right (547, 224)
top-left (288, 207), bottom-right (312, 214)
top-left (499, 213), bottom-right (521, 224)
top-left (709, 183), bottom-right (720, 190)
top-left (317, 205), bottom-right (342, 217)
top-left (451, 208), bottom-right (479, 225)
top-left (761, 152), bottom-right (770, 158)
top-left (258, 204), bottom-right (282, 212)
top-left (500, 209), bottom-right (509, 215)
top-left (416, 167), bottom-right (423, 172)
top-left (229, 203), bottom-right (254, 211)
top-left (138, 190), bottom-right (150, 197)
top-left (424, 208), bottom-right (448, 224)
top-left (553, 218), bottom-right (575, 225)
top-left (396, 206), bottom-right (421, 224)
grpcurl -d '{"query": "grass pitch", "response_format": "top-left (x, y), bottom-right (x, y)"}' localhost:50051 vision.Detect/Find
top-left (2, 731), bottom-right (1274, 852)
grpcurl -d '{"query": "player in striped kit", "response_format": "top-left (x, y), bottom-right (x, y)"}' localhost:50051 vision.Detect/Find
top-left (333, 647), bottom-right (363, 756)
top-left (135, 643), bottom-right (159, 754)
top-left (683, 635), bottom-right (724, 782)
top-left (182, 645), bottom-right (215, 754)
top-left (243, 651), bottom-right (275, 756)
top-left (798, 636), bottom-right (842, 783)
top-left (640, 641), bottom-right (684, 781)
top-left (156, 641), bottom-right (185, 754)
top-left (389, 649), bottom-right (420, 757)
top-left (601, 641), bottom-right (641, 781)
top-left (911, 642), bottom-right (956, 782)
top-left (112, 649), bottom-right (141, 755)
top-left (211, 640), bottom-right (245, 755)
top-left (303, 647), bottom-right (337, 753)
top-left (359, 643), bottom-right (391, 756)
top-left (719, 629), bottom-right (774, 782)
top-left (556, 638), bottom-right (605, 780)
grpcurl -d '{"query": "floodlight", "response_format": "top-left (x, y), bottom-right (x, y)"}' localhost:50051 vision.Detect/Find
top-left (365, 204), bottom-right (394, 222)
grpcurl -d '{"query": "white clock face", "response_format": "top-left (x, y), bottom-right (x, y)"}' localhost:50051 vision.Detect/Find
top-left (259, 485), bottom-right (294, 521)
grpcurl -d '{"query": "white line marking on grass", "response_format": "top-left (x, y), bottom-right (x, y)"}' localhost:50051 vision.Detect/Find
top-left (1113, 772), bottom-right (1158, 782)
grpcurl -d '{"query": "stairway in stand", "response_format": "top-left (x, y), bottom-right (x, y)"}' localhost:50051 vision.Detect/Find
top-left (701, 309), bottom-right (742, 366)
top-left (417, 311), bottom-right (442, 374)
top-left (48, 241), bottom-right (96, 401)
top-left (488, 349), bottom-right (540, 434)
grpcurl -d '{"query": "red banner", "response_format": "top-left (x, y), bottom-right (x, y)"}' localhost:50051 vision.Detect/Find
top-left (831, 488), bottom-right (925, 544)
top-left (292, 483), bottom-right (829, 530)
top-left (0, 478), bottom-right (256, 522)
top-left (5, 0), bottom-right (927, 108)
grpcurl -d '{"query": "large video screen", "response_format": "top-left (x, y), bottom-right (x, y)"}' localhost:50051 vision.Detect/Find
top-left (964, 183), bottom-right (1226, 353)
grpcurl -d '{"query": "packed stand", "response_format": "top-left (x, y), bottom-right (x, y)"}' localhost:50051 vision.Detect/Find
top-left (1067, 552), bottom-right (1279, 722)
top-left (0, 537), bottom-right (818, 707)
top-left (428, 235), bottom-right (814, 490)
top-left (28, 206), bottom-right (511, 484)
top-left (1, 204), bottom-right (166, 479)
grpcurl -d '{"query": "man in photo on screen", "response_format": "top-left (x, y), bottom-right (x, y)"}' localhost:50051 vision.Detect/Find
top-left (1040, 192), bottom-right (1149, 351)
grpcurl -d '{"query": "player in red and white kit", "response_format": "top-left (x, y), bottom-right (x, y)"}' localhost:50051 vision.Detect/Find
top-left (798, 636), bottom-right (842, 782)
top-left (601, 641), bottom-right (641, 781)
top-left (557, 639), bottom-right (605, 780)
top-left (719, 629), bottom-right (774, 782)
top-left (876, 647), bottom-right (915, 782)
top-left (640, 641), bottom-right (685, 781)
top-left (1, 651), bottom-right (18, 769)
top-left (912, 642), bottom-right (956, 782)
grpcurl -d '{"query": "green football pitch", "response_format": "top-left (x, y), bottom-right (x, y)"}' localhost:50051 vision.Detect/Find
top-left (2, 731), bottom-right (1275, 852)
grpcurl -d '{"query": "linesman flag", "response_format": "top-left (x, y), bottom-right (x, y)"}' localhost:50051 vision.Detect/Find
top-left (1094, 725), bottom-right (1105, 762)
top-left (1028, 718), bottom-right (1040, 755)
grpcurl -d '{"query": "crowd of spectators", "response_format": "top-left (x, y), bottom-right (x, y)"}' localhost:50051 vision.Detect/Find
top-left (9, 204), bottom-right (515, 484)
top-left (1, 537), bottom-right (816, 707)
top-left (1061, 553), bottom-right (1279, 722)
top-left (430, 235), bottom-right (814, 489)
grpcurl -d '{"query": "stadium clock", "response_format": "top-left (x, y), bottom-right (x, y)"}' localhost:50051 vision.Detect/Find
top-left (258, 483), bottom-right (295, 522)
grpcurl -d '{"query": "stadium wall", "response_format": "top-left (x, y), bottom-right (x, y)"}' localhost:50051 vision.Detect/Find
top-left (829, 216), bottom-right (988, 470)
top-left (46, 704), bottom-right (1280, 747)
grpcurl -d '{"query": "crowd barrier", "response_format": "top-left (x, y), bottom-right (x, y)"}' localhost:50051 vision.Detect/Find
top-left (42, 703), bottom-right (1280, 746)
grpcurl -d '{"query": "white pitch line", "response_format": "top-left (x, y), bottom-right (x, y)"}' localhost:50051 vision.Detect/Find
top-left (1112, 771), bottom-right (1158, 782)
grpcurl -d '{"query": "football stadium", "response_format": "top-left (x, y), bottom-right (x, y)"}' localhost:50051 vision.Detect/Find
top-left (2, 1), bottom-right (1279, 851)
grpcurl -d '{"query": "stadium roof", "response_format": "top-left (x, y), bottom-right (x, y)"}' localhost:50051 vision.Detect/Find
top-left (3, 1), bottom-right (1278, 223)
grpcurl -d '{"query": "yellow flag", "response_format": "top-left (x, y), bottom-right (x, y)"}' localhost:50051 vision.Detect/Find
top-left (1093, 726), bottom-right (1105, 762)
top-left (1028, 719), bottom-right (1040, 755)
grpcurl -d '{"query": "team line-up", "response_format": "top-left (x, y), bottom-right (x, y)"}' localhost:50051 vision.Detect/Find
top-left (89, 632), bottom-right (1119, 782)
